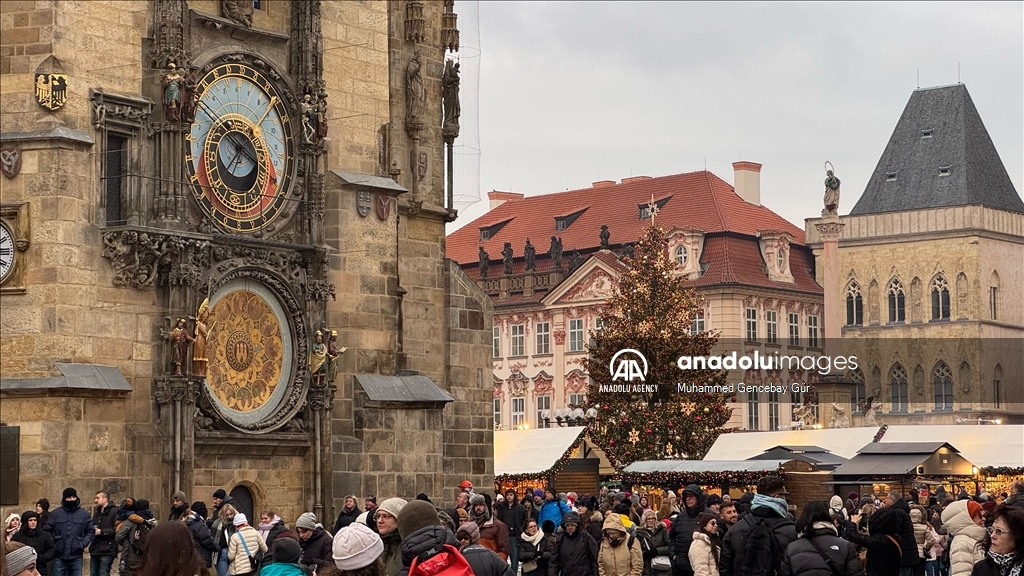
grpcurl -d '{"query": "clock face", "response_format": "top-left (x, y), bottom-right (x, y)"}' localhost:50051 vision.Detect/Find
top-left (0, 222), bottom-right (14, 283)
top-left (188, 62), bottom-right (294, 232)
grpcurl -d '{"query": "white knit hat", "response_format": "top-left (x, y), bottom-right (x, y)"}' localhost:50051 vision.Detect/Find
top-left (333, 522), bottom-right (384, 570)
top-left (232, 513), bottom-right (248, 527)
top-left (375, 497), bottom-right (407, 520)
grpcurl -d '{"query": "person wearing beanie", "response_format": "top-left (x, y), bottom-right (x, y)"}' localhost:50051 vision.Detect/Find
top-left (456, 522), bottom-right (481, 548)
top-left (114, 499), bottom-right (157, 576)
top-left (89, 491), bottom-right (118, 576)
top-left (538, 489), bottom-right (572, 530)
top-left (395, 500), bottom-right (511, 576)
top-left (533, 489), bottom-right (545, 508)
top-left (549, 511), bottom-right (598, 576)
top-left (260, 537), bottom-right (304, 576)
top-left (334, 496), bottom-right (363, 534)
top-left (373, 499), bottom-right (407, 576)
top-left (4, 541), bottom-right (41, 576)
top-left (705, 496), bottom-right (723, 514)
top-left (192, 501), bottom-right (210, 522)
top-left (939, 500), bottom-right (986, 576)
top-left (719, 477), bottom-right (797, 576)
top-left (293, 513), bottom-right (331, 572)
top-left (495, 487), bottom-right (526, 574)
top-left (34, 501), bottom-right (51, 536)
top-left (168, 491), bottom-right (189, 522)
top-left (210, 489), bottom-right (236, 531)
top-left (437, 510), bottom-right (457, 535)
top-left (598, 512), bottom-right (643, 576)
top-left (454, 508), bottom-right (470, 526)
top-left (11, 512), bottom-right (55, 576)
top-left (42, 487), bottom-right (93, 576)
top-left (579, 499), bottom-right (605, 545)
top-left (331, 523), bottom-right (384, 576)
top-left (364, 496), bottom-right (378, 517)
top-left (470, 493), bottom-right (510, 561)
top-left (687, 514), bottom-right (719, 576)
top-left (226, 513), bottom-right (267, 576)
top-left (184, 503), bottom-right (218, 568)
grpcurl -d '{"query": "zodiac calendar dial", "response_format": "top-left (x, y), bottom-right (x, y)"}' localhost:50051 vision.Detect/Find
top-left (187, 62), bottom-right (294, 232)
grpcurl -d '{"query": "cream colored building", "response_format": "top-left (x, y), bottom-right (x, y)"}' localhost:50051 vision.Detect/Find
top-left (447, 164), bottom-right (826, 433)
top-left (806, 84), bottom-right (1024, 424)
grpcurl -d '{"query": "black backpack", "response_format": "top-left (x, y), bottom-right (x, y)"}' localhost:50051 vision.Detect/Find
top-left (130, 521), bottom-right (152, 555)
top-left (737, 517), bottom-right (780, 576)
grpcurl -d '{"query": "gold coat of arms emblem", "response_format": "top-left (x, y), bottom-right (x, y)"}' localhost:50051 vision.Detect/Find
top-left (34, 73), bottom-right (68, 111)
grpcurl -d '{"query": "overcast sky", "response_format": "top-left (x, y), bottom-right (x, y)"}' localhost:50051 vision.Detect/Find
top-left (448, 1), bottom-right (1023, 235)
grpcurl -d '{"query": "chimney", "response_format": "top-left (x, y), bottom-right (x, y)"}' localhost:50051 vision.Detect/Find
top-left (732, 161), bottom-right (762, 206)
top-left (592, 180), bottom-right (616, 188)
top-left (487, 190), bottom-right (524, 211)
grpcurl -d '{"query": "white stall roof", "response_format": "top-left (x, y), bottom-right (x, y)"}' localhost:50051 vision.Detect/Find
top-left (704, 425), bottom-right (1023, 468)
top-left (623, 460), bottom-right (790, 473)
top-left (494, 426), bottom-right (588, 477)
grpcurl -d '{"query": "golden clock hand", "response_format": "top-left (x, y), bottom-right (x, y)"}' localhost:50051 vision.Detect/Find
top-left (252, 96), bottom-right (278, 137)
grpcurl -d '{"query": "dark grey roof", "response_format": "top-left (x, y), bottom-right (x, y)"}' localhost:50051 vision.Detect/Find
top-left (831, 454), bottom-right (930, 477)
top-left (749, 445), bottom-right (848, 469)
top-left (0, 363), bottom-right (132, 392)
top-left (354, 373), bottom-right (453, 404)
top-left (850, 84), bottom-right (1024, 216)
top-left (331, 170), bottom-right (408, 193)
top-left (856, 442), bottom-right (959, 455)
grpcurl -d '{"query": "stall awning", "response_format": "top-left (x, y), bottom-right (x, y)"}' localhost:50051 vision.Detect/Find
top-left (494, 426), bottom-right (587, 478)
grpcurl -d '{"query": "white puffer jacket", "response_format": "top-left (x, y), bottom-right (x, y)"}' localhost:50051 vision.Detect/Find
top-left (940, 501), bottom-right (985, 576)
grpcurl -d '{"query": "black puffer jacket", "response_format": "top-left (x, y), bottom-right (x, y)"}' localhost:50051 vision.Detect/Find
top-left (843, 508), bottom-right (902, 576)
top-left (779, 526), bottom-right (864, 576)
top-left (635, 522), bottom-right (672, 576)
top-left (720, 505), bottom-right (798, 576)
top-left (333, 506), bottom-right (361, 533)
top-left (263, 521), bottom-right (288, 565)
top-left (298, 527), bottom-right (333, 570)
top-left (670, 484), bottom-right (716, 574)
top-left (90, 503), bottom-right (118, 557)
top-left (548, 518), bottom-right (598, 576)
top-left (11, 514), bottom-right (56, 574)
top-left (186, 512), bottom-right (218, 567)
top-left (395, 525), bottom-right (461, 576)
top-left (888, 499), bottom-right (918, 567)
top-left (44, 501), bottom-right (95, 560)
top-left (463, 544), bottom-right (516, 576)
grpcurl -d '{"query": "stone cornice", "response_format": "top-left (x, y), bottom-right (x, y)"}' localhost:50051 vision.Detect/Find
top-left (1, 126), bottom-right (94, 148)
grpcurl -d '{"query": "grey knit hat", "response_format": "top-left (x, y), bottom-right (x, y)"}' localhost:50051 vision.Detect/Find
top-left (296, 512), bottom-right (319, 531)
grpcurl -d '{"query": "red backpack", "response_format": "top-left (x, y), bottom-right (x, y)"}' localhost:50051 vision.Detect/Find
top-left (408, 545), bottom-right (474, 576)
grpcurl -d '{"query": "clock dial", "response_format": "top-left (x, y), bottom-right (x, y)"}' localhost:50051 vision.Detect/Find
top-left (188, 62), bottom-right (294, 232)
top-left (0, 222), bottom-right (14, 283)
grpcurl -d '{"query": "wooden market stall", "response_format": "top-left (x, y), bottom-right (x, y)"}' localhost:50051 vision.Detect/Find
top-left (619, 459), bottom-right (789, 502)
top-left (494, 426), bottom-right (610, 497)
top-left (829, 441), bottom-right (977, 502)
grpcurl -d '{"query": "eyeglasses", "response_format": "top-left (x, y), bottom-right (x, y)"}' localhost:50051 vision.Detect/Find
top-left (987, 527), bottom-right (1008, 537)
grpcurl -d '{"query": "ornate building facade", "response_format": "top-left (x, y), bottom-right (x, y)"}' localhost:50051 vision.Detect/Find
top-left (806, 84), bottom-right (1024, 425)
top-left (447, 165), bottom-right (825, 433)
top-left (0, 0), bottom-right (493, 522)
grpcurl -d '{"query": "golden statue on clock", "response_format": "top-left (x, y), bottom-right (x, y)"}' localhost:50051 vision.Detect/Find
top-left (187, 61), bottom-right (295, 232)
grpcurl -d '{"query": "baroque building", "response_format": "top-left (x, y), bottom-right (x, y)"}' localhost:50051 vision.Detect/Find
top-left (0, 0), bottom-right (494, 522)
top-left (447, 164), bottom-right (824, 433)
top-left (806, 84), bottom-right (1024, 425)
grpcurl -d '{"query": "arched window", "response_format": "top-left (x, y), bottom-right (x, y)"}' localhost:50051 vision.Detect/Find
top-left (889, 363), bottom-right (908, 412)
top-left (887, 278), bottom-right (906, 323)
top-left (848, 368), bottom-right (866, 414)
top-left (846, 281), bottom-right (863, 326)
top-left (990, 271), bottom-right (1000, 320)
top-left (933, 361), bottom-right (954, 410)
top-left (931, 275), bottom-right (950, 320)
top-left (674, 245), bottom-right (687, 266)
top-left (993, 364), bottom-right (1003, 409)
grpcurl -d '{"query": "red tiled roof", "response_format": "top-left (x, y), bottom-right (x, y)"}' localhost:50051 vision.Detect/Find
top-left (447, 170), bottom-right (806, 264)
top-left (688, 235), bottom-right (821, 294)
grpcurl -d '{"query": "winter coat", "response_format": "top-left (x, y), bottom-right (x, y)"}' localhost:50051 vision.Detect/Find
top-left (779, 526), bottom-right (863, 576)
top-left (259, 563), bottom-right (309, 576)
top-left (463, 544), bottom-right (517, 576)
top-left (333, 506), bottom-right (361, 533)
top-left (635, 522), bottom-right (672, 576)
top-left (926, 527), bottom-right (946, 560)
top-left (687, 532), bottom-right (719, 576)
top-left (598, 515), bottom-right (643, 576)
top-left (115, 513), bottom-right (158, 572)
top-left (90, 503), bottom-right (119, 557)
top-left (540, 500), bottom-right (573, 529)
top-left (888, 499), bottom-right (919, 567)
top-left (213, 517), bottom-right (238, 551)
top-left (520, 532), bottom-right (557, 576)
top-left (940, 501), bottom-right (987, 576)
top-left (261, 521), bottom-right (288, 567)
top-left (395, 525), bottom-right (460, 576)
top-left (496, 500), bottom-right (528, 538)
top-left (970, 556), bottom-right (1023, 576)
top-left (843, 509), bottom-right (902, 576)
top-left (671, 485), bottom-right (718, 575)
top-left (227, 525), bottom-right (268, 576)
top-left (186, 512), bottom-right (218, 567)
top-left (719, 506), bottom-right (797, 576)
top-left (1004, 493), bottom-right (1024, 508)
top-left (381, 529), bottom-right (404, 576)
top-left (585, 512), bottom-right (606, 545)
top-left (297, 527), bottom-right (333, 571)
top-left (478, 517), bottom-right (511, 560)
top-left (43, 502), bottom-right (95, 560)
top-left (11, 522), bottom-right (56, 573)
top-left (912, 521), bottom-right (932, 559)
top-left (549, 527), bottom-right (599, 576)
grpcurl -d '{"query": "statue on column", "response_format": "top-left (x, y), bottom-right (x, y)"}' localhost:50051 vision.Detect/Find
top-left (478, 246), bottom-right (489, 278)
top-left (600, 224), bottom-right (611, 248)
top-left (442, 59), bottom-right (461, 139)
top-left (192, 299), bottom-right (212, 378)
top-left (221, 0), bottom-right (253, 27)
top-left (829, 403), bottom-right (850, 428)
top-left (406, 50), bottom-right (425, 128)
top-left (524, 238), bottom-right (536, 271)
top-left (162, 63), bottom-right (183, 121)
top-left (548, 236), bottom-right (563, 270)
top-left (823, 162), bottom-right (841, 217)
top-left (308, 330), bottom-right (328, 377)
top-left (168, 317), bottom-right (194, 376)
top-left (502, 242), bottom-right (514, 275)
top-left (859, 396), bottom-right (878, 427)
top-left (301, 94), bottom-right (318, 145)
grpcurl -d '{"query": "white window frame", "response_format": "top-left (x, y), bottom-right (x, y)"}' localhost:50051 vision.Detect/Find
top-left (535, 322), bottom-right (550, 355)
top-left (493, 398), bottom-right (501, 428)
top-left (568, 318), bottom-right (584, 352)
top-left (768, 389), bottom-right (780, 431)
top-left (674, 245), bottom-right (687, 266)
top-left (492, 326), bottom-right (500, 358)
top-left (745, 308), bottom-right (758, 341)
top-left (511, 397), bottom-right (525, 427)
top-left (788, 313), bottom-right (799, 346)
top-left (511, 324), bottom-right (525, 357)
top-left (766, 310), bottom-right (778, 344)
top-left (536, 395), bottom-right (551, 428)
top-left (747, 392), bottom-right (759, 430)
top-left (807, 315), bottom-right (819, 348)
top-left (568, 393), bottom-right (586, 407)
top-left (690, 310), bottom-right (705, 335)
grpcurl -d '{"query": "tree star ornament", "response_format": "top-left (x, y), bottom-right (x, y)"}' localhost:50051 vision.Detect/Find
top-left (628, 428), bottom-right (640, 445)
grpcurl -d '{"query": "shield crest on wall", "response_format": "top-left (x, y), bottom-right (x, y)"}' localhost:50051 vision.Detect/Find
top-left (357, 191), bottom-right (372, 217)
top-left (376, 195), bottom-right (393, 221)
top-left (34, 73), bottom-right (68, 111)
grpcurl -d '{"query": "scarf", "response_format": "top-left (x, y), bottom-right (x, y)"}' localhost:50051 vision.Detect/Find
top-left (521, 528), bottom-right (545, 547)
top-left (751, 494), bottom-right (789, 518)
top-left (811, 521), bottom-right (838, 536)
top-left (258, 516), bottom-right (281, 540)
top-left (987, 550), bottom-right (1022, 576)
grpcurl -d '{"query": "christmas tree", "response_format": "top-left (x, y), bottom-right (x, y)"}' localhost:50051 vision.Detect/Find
top-left (583, 225), bottom-right (732, 465)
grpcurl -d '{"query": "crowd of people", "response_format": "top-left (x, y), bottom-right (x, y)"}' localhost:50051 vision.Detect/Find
top-left (2, 480), bottom-right (1022, 576)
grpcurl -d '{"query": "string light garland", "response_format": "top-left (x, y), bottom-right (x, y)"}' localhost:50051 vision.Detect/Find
top-left (495, 431), bottom-right (588, 483)
top-left (980, 466), bottom-right (1024, 477)
top-left (617, 466), bottom-right (786, 487)
top-left (872, 424), bottom-right (889, 443)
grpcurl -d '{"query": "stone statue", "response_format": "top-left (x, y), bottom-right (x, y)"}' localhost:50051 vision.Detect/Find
top-left (221, 0), bottom-right (253, 27)
top-left (168, 317), bottom-right (193, 376)
top-left (823, 165), bottom-right (841, 216)
top-left (829, 402), bottom-right (850, 428)
top-left (442, 59), bottom-right (461, 139)
top-left (567, 250), bottom-right (583, 273)
top-left (326, 329), bottom-right (347, 383)
top-left (181, 66), bottom-right (198, 123)
top-left (548, 236), bottom-right (563, 270)
top-left (301, 94), bottom-right (317, 145)
top-left (192, 298), bottom-right (212, 378)
top-left (859, 395), bottom-right (878, 427)
top-left (600, 224), bottom-right (610, 248)
top-left (406, 50), bottom-right (425, 127)
top-left (524, 238), bottom-right (536, 271)
top-left (502, 242), bottom-right (514, 275)
top-left (793, 404), bottom-right (817, 429)
top-left (308, 330), bottom-right (327, 375)
top-left (478, 246), bottom-right (489, 278)
top-left (162, 63), bottom-right (183, 121)
top-left (316, 87), bottom-right (329, 140)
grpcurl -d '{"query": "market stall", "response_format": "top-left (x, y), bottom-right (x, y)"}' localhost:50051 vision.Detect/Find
top-left (620, 459), bottom-right (789, 500)
top-left (494, 426), bottom-right (608, 496)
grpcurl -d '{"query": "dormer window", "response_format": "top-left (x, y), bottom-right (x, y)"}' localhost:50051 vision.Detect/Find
top-left (480, 229), bottom-right (491, 240)
top-left (479, 219), bottom-right (512, 241)
top-left (554, 208), bottom-right (587, 231)
top-left (886, 171), bottom-right (898, 182)
top-left (555, 220), bottom-right (567, 231)
top-left (639, 197), bottom-right (671, 220)
top-left (675, 246), bottom-right (687, 265)
top-left (777, 249), bottom-right (786, 272)
top-left (921, 129), bottom-right (933, 138)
